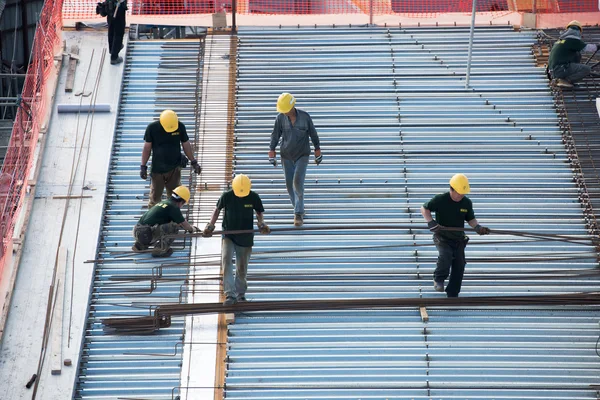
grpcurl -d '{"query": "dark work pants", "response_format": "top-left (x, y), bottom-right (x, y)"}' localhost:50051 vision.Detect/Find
top-left (107, 6), bottom-right (126, 61)
top-left (433, 234), bottom-right (467, 297)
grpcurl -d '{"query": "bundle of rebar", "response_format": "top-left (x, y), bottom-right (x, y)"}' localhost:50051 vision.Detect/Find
top-left (103, 292), bottom-right (600, 334)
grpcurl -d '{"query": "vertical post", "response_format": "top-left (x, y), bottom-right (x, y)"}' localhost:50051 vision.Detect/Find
top-left (369, 0), bottom-right (373, 25)
top-left (532, 0), bottom-right (537, 14)
top-left (465, 0), bottom-right (477, 88)
top-left (20, 0), bottom-right (29, 67)
top-left (232, 0), bottom-right (237, 33)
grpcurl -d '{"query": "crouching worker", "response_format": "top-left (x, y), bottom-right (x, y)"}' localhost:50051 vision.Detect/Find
top-left (549, 20), bottom-right (600, 88)
top-left (132, 185), bottom-right (198, 257)
top-left (203, 174), bottom-right (270, 306)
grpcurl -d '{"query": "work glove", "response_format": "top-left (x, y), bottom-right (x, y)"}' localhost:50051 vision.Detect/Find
top-left (187, 226), bottom-right (201, 234)
top-left (268, 150), bottom-right (277, 167)
top-left (191, 159), bottom-right (202, 174)
top-left (140, 165), bottom-right (148, 180)
top-left (202, 223), bottom-right (215, 238)
top-left (474, 224), bottom-right (490, 235)
top-left (427, 220), bottom-right (441, 232)
top-left (315, 149), bottom-right (322, 165)
top-left (180, 154), bottom-right (189, 168)
top-left (258, 223), bottom-right (271, 234)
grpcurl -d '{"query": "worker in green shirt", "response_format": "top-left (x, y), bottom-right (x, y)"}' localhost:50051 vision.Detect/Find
top-left (548, 20), bottom-right (599, 88)
top-left (132, 186), bottom-right (198, 257)
top-left (203, 174), bottom-right (270, 306)
top-left (140, 110), bottom-right (202, 208)
top-left (421, 174), bottom-right (490, 297)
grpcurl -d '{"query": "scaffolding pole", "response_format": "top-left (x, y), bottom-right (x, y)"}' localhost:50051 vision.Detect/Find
top-left (465, 0), bottom-right (477, 88)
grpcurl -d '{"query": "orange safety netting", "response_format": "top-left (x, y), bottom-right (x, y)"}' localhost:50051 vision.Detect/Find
top-left (62, 0), bottom-right (598, 18)
top-left (0, 0), bottom-right (63, 276)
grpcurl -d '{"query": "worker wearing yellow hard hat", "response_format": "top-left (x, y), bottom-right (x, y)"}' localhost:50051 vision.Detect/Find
top-left (203, 174), bottom-right (271, 306)
top-left (420, 174), bottom-right (490, 298)
top-left (140, 109), bottom-right (202, 208)
top-left (269, 93), bottom-right (322, 227)
top-left (132, 186), bottom-right (199, 257)
top-left (548, 20), bottom-right (600, 88)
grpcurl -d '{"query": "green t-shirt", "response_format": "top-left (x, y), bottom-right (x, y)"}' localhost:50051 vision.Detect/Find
top-left (217, 189), bottom-right (265, 247)
top-left (548, 38), bottom-right (586, 69)
top-left (423, 192), bottom-right (475, 240)
top-left (139, 199), bottom-right (185, 226)
top-left (144, 120), bottom-right (189, 174)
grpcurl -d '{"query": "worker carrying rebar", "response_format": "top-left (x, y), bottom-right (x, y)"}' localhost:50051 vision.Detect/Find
top-left (421, 174), bottom-right (490, 298)
top-left (132, 186), bottom-right (199, 257)
top-left (140, 110), bottom-right (202, 208)
top-left (203, 174), bottom-right (271, 306)
top-left (268, 93), bottom-right (321, 227)
top-left (549, 20), bottom-right (600, 88)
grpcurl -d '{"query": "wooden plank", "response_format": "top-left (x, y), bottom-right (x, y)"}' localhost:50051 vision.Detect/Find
top-left (419, 306), bottom-right (429, 323)
top-left (50, 247), bottom-right (68, 375)
top-left (64, 45), bottom-right (79, 93)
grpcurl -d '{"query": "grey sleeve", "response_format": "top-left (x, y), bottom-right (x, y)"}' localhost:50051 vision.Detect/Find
top-left (269, 116), bottom-right (282, 151)
top-left (308, 116), bottom-right (320, 150)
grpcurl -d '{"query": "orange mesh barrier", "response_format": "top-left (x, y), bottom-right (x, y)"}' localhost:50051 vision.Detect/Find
top-left (62, 0), bottom-right (598, 18)
top-left (0, 0), bottom-right (63, 274)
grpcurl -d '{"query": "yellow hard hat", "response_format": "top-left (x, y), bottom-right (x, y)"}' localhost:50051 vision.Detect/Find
top-left (232, 174), bottom-right (251, 198)
top-left (172, 186), bottom-right (190, 203)
top-left (276, 92), bottom-right (296, 114)
top-left (449, 174), bottom-right (470, 195)
top-left (567, 20), bottom-right (582, 31)
top-left (159, 109), bottom-right (179, 133)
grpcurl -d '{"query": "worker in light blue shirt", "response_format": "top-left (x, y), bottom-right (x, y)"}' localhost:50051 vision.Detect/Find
top-left (269, 93), bottom-right (321, 227)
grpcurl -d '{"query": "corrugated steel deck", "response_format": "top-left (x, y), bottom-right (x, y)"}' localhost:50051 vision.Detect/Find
top-left (225, 26), bottom-right (600, 400)
top-left (73, 40), bottom-right (203, 399)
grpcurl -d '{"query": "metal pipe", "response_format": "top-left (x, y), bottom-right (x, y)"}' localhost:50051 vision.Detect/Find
top-left (465, 0), bottom-right (477, 88)
top-left (231, 0), bottom-right (237, 33)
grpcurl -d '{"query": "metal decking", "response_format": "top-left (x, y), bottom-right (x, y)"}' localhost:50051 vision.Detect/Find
top-left (70, 26), bottom-right (600, 400)
top-left (73, 40), bottom-right (203, 399)
top-left (225, 26), bottom-right (600, 400)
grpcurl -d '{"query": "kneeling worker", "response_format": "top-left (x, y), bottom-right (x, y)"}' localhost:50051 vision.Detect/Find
top-left (549, 20), bottom-right (599, 88)
top-left (133, 185), bottom-right (198, 257)
top-left (203, 174), bottom-right (270, 306)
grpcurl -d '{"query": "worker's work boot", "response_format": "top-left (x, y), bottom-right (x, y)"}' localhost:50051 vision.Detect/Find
top-left (294, 214), bottom-right (303, 227)
top-left (433, 280), bottom-right (445, 292)
top-left (110, 56), bottom-right (123, 65)
top-left (556, 78), bottom-right (573, 88)
top-left (131, 242), bottom-right (148, 252)
top-left (223, 296), bottom-right (236, 306)
top-left (237, 295), bottom-right (247, 302)
top-left (151, 247), bottom-right (174, 258)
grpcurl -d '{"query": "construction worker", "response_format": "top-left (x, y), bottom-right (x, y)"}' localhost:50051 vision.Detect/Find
top-left (203, 174), bottom-right (270, 306)
top-left (268, 92), bottom-right (321, 227)
top-left (420, 174), bottom-right (490, 298)
top-left (140, 110), bottom-right (202, 208)
top-left (132, 186), bottom-right (198, 257)
top-left (549, 20), bottom-right (600, 88)
top-left (107, 0), bottom-right (127, 65)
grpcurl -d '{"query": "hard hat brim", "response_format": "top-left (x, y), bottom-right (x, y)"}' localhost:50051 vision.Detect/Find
top-left (233, 189), bottom-right (250, 197)
top-left (161, 123), bottom-right (178, 133)
top-left (277, 104), bottom-right (294, 113)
